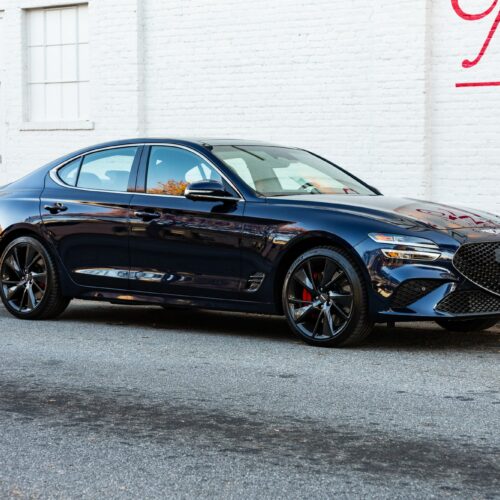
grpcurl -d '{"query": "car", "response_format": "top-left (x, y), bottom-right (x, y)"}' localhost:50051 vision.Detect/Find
top-left (0, 138), bottom-right (499, 346)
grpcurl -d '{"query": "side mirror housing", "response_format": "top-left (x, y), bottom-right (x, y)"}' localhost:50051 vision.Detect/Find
top-left (185, 180), bottom-right (239, 202)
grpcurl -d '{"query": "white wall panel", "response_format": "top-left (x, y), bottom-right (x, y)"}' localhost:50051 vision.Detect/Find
top-left (0, 0), bottom-right (497, 214)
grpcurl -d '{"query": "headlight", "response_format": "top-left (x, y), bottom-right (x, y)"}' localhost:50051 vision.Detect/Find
top-left (368, 233), bottom-right (441, 261)
top-left (368, 233), bottom-right (438, 248)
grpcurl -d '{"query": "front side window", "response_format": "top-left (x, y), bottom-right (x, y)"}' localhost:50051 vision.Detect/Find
top-left (26, 4), bottom-right (89, 121)
top-left (76, 147), bottom-right (138, 191)
top-left (146, 146), bottom-right (222, 196)
top-left (212, 146), bottom-right (375, 197)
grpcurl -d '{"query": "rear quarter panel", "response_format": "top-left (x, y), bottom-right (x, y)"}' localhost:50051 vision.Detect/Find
top-left (0, 174), bottom-right (82, 297)
top-left (0, 164), bottom-right (55, 242)
top-left (0, 186), bottom-right (44, 244)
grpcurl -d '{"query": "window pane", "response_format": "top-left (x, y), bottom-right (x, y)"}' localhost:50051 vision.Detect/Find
top-left (58, 158), bottom-right (81, 186)
top-left (146, 146), bottom-right (222, 196)
top-left (45, 9), bottom-right (61, 45)
top-left (78, 147), bottom-right (138, 192)
top-left (28, 9), bottom-right (44, 46)
top-left (61, 7), bottom-right (77, 44)
top-left (29, 46), bottom-right (44, 82)
top-left (62, 82), bottom-right (78, 119)
top-left (78, 81), bottom-right (89, 119)
top-left (46, 45), bottom-right (61, 82)
top-left (0, 14), bottom-right (3, 72)
top-left (45, 83), bottom-right (62, 119)
top-left (78, 44), bottom-right (89, 80)
top-left (78, 5), bottom-right (88, 43)
top-left (29, 84), bottom-right (45, 121)
top-left (62, 44), bottom-right (77, 81)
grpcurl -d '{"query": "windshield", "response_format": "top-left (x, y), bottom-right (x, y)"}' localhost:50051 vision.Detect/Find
top-left (212, 146), bottom-right (376, 197)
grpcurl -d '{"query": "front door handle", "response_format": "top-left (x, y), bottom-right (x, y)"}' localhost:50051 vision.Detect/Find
top-left (134, 210), bottom-right (161, 221)
top-left (44, 202), bottom-right (68, 214)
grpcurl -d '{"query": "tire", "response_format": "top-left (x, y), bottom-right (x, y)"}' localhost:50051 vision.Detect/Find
top-left (0, 236), bottom-right (71, 320)
top-left (282, 246), bottom-right (373, 347)
top-left (435, 317), bottom-right (498, 332)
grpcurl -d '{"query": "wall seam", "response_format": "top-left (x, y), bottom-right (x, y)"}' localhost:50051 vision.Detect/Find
top-left (423, 0), bottom-right (433, 200)
top-left (136, 0), bottom-right (146, 136)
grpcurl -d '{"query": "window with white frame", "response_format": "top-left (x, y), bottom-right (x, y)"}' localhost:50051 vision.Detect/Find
top-left (0, 11), bottom-right (5, 73)
top-left (26, 4), bottom-right (88, 122)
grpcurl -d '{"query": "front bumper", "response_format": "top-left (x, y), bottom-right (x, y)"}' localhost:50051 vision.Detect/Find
top-left (356, 236), bottom-right (500, 321)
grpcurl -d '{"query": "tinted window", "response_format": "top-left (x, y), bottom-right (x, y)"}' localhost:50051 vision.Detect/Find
top-left (77, 147), bottom-right (138, 192)
top-left (57, 158), bottom-right (81, 186)
top-left (212, 146), bottom-right (375, 196)
top-left (146, 146), bottom-right (222, 196)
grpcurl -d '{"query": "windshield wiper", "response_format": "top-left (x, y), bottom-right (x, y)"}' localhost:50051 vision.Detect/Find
top-left (231, 146), bottom-right (265, 161)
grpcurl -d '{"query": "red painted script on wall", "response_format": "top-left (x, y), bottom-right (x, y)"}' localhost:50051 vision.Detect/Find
top-left (452, 0), bottom-right (500, 87)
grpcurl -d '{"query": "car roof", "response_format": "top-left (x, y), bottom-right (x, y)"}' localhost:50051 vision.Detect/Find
top-left (83, 138), bottom-right (288, 149)
top-left (12, 138), bottom-right (294, 188)
top-left (44, 138), bottom-right (291, 165)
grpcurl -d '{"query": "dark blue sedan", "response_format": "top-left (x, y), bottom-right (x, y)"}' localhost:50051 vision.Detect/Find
top-left (0, 138), bottom-right (499, 346)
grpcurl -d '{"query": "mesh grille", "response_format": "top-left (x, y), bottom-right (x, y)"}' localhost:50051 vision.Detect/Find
top-left (453, 242), bottom-right (500, 295)
top-left (391, 280), bottom-right (443, 309)
top-left (436, 290), bottom-right (500, 315)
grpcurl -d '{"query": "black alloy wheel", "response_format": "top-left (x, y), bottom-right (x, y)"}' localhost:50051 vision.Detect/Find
top-left (0, 236), bottom-right (70, 319)
top-left (1, 240), bottom-right (47, 313)
top-left (283, 247), bottom-right (373, 346)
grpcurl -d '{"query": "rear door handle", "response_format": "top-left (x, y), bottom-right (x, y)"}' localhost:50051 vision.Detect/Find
top-left (44, 202), bottom-right (68, 214)
top-left (134, 210), bottom-right (161, 221)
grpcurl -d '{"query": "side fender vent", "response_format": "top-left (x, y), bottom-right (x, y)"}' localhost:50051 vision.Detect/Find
top-left (245, 272), bottom-right (266, 292)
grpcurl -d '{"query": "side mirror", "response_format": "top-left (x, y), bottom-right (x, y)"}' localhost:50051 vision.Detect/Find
top-left (185, 180), bottom-right (239, 202)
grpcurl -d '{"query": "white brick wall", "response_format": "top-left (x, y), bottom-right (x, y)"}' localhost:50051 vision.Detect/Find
top-left (431, 0), bottom-right (500, 215)
top-left (0, 0), bottom-right (498, 214)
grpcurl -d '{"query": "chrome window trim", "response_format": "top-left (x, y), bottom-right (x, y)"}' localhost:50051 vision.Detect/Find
top-left (75, 267), bottom-right (166, 282)
top-left (49, 142), bottom-right (245, 201)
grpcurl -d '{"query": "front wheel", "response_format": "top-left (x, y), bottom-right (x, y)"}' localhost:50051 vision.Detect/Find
top-left (282, 246), bottom-right (373, 347)
top-left (0, 236), bottom-right (70, 320)
top-left (435, 317), bottom-right (498, 332)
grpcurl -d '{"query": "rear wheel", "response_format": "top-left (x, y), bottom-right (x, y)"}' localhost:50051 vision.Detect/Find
top-left (282, 246), bottom-right (373, 347)
top-left (0, 236), bottom-right (70, 320)
top-left (435, 317), bottom-right (498, 332)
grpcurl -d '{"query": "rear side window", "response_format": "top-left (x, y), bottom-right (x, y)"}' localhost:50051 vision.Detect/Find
top-left (57, 158), bottom-right (81, 187)
top-left (77, 147), bottom-right (138, 192)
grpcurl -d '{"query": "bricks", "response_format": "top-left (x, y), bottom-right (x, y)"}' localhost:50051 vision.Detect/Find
top-left (0, 0), bottom-right (498, 214)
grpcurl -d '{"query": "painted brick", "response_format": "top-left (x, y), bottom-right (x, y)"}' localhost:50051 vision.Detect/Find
top-left (0, 0), bottom-right (498, 214)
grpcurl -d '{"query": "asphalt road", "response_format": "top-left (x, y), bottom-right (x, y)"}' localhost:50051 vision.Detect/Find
top-left (0, 301), bottom-right (499, 499)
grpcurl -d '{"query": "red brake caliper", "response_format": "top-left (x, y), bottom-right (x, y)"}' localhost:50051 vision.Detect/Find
top-left (302, 271), bottom-right (320, 302)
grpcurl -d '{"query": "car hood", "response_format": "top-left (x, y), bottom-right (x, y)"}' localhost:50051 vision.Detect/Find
top-left (270, 195), bottom-right (500, 231)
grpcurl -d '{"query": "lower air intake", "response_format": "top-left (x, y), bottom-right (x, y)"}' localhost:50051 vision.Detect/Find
top-left (391, 280), bottom-right (443, 309)
top-left (436, 290), bottom-right (500, 315)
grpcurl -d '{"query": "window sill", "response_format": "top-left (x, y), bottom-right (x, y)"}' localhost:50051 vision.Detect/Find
top-left (20, 120), bottom-right (94, 131)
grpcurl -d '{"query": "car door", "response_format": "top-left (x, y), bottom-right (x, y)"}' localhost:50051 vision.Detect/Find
top-left (41, 145), bottom-right (142, 289)
top-left (129, 145), bottom-right (244, 300)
